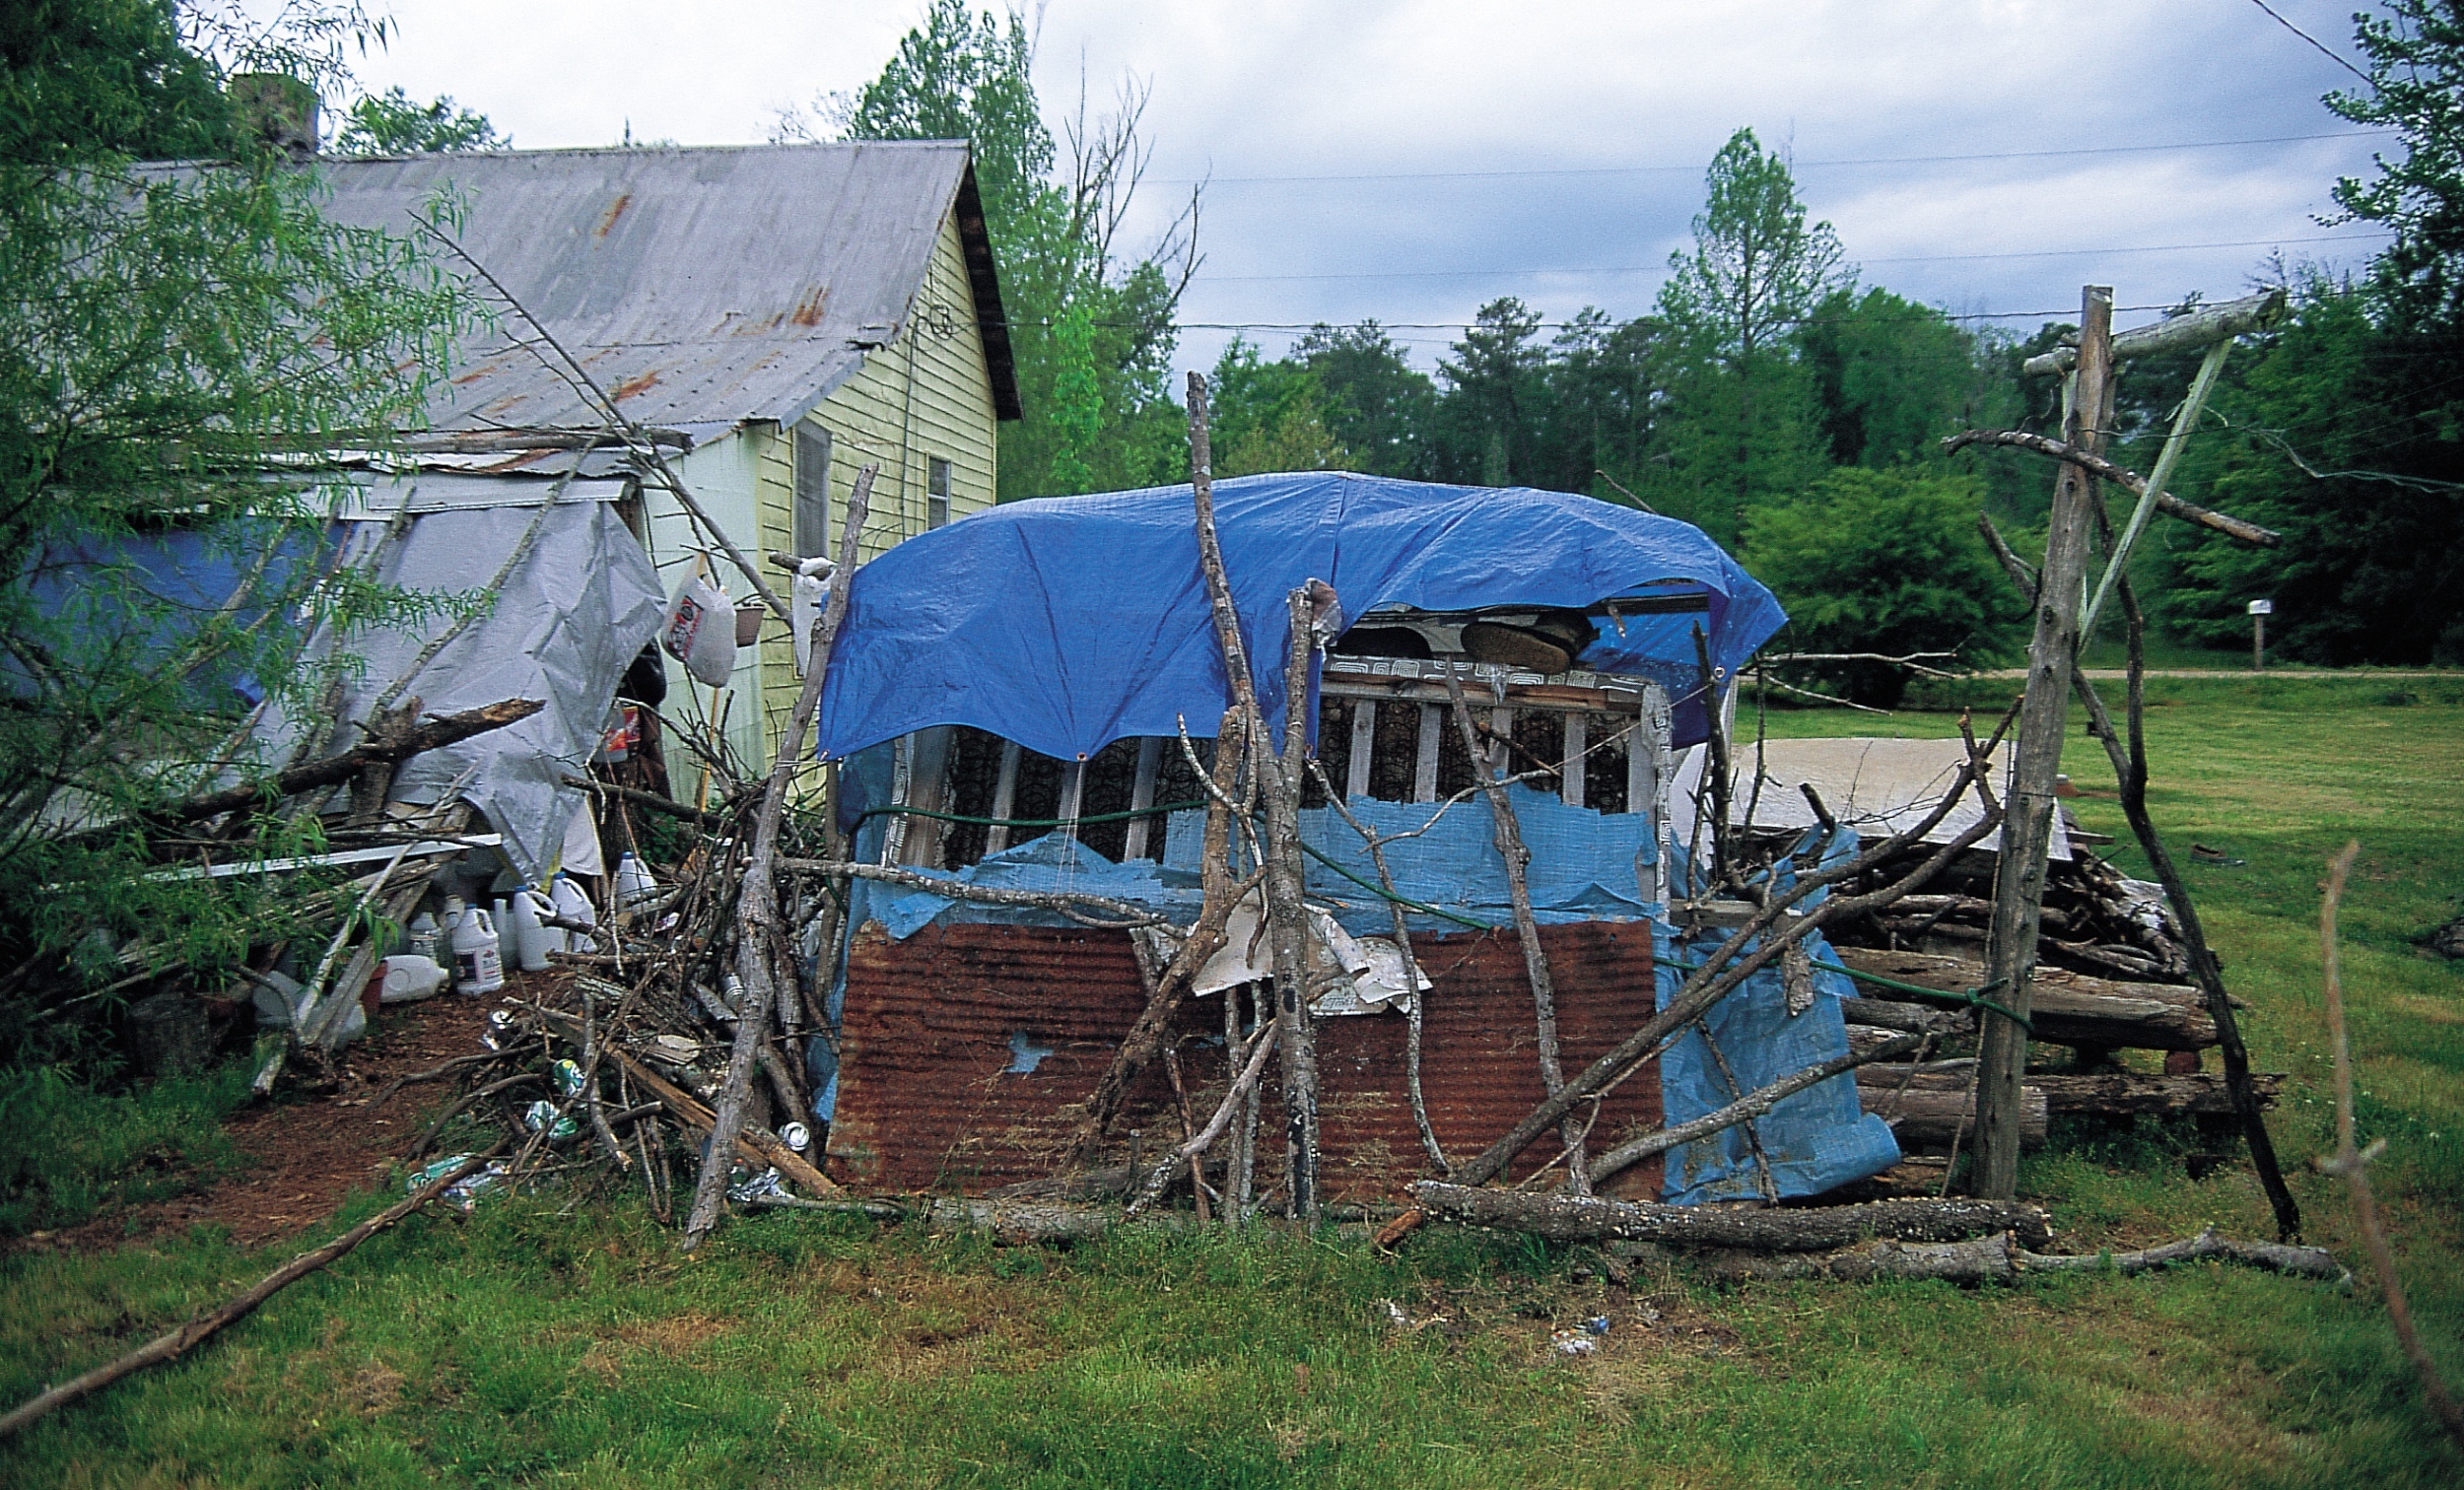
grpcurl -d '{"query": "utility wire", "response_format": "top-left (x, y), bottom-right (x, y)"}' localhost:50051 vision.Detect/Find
top-left (1164, 129), bottom-right (2392, 186)
top-left (1200, 233), bottom-right (2390, 285)
top-left (2243, 0), bottom-right (2376, 87)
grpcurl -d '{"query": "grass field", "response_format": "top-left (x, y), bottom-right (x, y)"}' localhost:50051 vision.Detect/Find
top-left (3, 675), bottom-right (2459, 1487)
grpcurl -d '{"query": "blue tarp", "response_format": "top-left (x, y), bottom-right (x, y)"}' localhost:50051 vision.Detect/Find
top-left (859, 781), bottom-right (1656, 941)
top-left (811, 471), bottom-right (1786, 762)
top-left (1654, 830), bottom-right (1901, 1204)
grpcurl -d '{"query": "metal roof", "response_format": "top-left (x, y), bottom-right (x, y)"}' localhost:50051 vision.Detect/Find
top-left (309, 142), bottom-right (1021, 434)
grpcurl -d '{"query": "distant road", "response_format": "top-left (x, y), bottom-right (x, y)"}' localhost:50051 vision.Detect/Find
top-left (1976, 668), bottom-right (2458, 680)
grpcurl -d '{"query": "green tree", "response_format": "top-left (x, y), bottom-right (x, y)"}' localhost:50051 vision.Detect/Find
top-left (333, 86), bottom-right (505, 155)
top-left (1436, 298), bottom-right (1546, 485)
top-left (1206, 337), bottom-right (1350, 478)
top-left (1651, 127), bottom-right (1846, 540)
top-left (0, 0), bottom-right (477, 1065)
top-left (1800, 286), bottom-right (2004, 466)
top-left (1745, 468), bottom-right (2023, 706)
top-left (2329, 0), bottom-right (2464, 328)
top-left (1292, 321), bottom-right (1437, 479)
top-left (2157, 4), bottom-right (2464, 663)
top-left (801, 2), bottom-right (1198, 498)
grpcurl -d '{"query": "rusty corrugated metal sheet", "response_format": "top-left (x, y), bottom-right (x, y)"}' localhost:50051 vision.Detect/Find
top-left (829, 920), bottom-right (1661, 1203)
top-left (304, 143), bottom-right (1010, 432)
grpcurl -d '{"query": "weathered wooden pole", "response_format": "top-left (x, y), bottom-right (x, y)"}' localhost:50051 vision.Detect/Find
top-left (1973, 287), bottom-right (2112, 1198)
top-left (1264, 586), bottom-right (1324, 1223)
top-left (681, 465), bottom-right (873, 1248)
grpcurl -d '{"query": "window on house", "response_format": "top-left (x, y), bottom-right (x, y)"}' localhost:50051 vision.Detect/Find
top-left (927, 456), bottom-right (952, 529)
top-left (794, 425), bottom-right (832, 557)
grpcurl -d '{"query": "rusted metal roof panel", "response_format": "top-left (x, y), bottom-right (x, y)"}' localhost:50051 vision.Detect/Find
top-left (829, 920), bottom-right (1662, 1203)
top-left (308, 143), bottom-right (1000, 432)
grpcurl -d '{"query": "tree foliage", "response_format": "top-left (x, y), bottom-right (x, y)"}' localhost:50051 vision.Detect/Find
top-left (0, 0), bottom-right (477, 1065)
top-left (333, 86), bottom-right (504, 155)
top-left (1745, 469), bottom-right (2025, 706)
top-left (799, 1), bottom-right (1197, 497)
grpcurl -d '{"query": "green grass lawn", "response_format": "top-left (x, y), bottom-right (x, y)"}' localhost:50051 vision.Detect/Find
top-left (5, 676), bottom-right (2460, 1487)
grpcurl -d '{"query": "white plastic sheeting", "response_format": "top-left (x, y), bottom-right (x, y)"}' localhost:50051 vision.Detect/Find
top-left (253, 492), bottom-right (665, 881)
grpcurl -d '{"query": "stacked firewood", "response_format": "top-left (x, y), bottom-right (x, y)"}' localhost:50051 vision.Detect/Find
top-left (1819, 834), bottom-right (2192, 982)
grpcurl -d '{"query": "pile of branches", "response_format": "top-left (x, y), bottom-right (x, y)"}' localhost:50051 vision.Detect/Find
top-left (1817, 833), bottom-right (2192, 982)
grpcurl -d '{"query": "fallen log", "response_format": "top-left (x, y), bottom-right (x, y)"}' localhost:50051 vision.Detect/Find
top-left (1832, 947), bottom-right (2218, 1050)
top-left (1859, 1084), bottom-right (2047, 1146)
top-left (1854, 1066), bottom-right (2283, 1117)
top-left (151, 700), bottom-right (543, 825)
top-left (1702, 1225), bottom-right (2345, 1284)
top-left (0, 1147), bottom-right (501, 1440)
top-left (1841, 997), bottom-right (1974, 1036)
top-left (1408, 1182), bottom-right (2055, 1252)
top-left (743, 1193), bottom-right (1185, 1242)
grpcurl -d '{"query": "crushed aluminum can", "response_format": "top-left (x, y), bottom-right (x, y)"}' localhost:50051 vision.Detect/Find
top-left (406, 1154), bottom-right (507, 1211)
top-left (778, 1121), bottom-right (811, 1154)
top-left (1550, 1331), bottom-right (1599, 1357)
top-left (482, 1008), bottom-right (516, 1051)
top-left (726, 1166), bottom-right (787, 1203)
top-left (551, 1058), bottom-right (587, 1100)
top-left (1582, 1316), bottom-right (1611, 1336)
top-left (522, 1100), bottom-right (580, 1143)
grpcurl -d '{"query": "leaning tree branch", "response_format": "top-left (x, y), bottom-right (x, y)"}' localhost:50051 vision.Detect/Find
top-left (148, 699), bottom-right (542, 826)
top-left (1944, 430), bottom-right (2281, 547)
top-left (0, 1146), bottom-right (503, 1440)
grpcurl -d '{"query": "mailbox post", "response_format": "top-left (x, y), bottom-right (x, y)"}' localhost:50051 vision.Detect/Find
top-left (2248, 598), bottom-right (2273, 670)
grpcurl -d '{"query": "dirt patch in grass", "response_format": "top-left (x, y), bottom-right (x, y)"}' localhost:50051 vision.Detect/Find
top-left (11, 985), bottom-right (507, 1254)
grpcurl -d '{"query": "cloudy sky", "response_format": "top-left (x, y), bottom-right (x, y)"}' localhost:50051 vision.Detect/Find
top-left (338, 0), bottom-right (2397, 372)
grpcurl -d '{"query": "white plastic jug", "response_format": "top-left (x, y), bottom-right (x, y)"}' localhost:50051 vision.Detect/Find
top-left (376, 954), bottom-right (451, 1004)
top-left (550, 876), bottom-right (595, 953)
top-left (451, 907), bottom-right (505, 995)
top-left (615, 852), bottom-right (657, 909)
top-left (510, 888), bottom-right (555, 973)
top-left (405, 911), bottom-right (441, 965)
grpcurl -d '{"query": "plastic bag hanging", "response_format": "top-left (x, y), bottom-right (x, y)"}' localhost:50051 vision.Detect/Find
top-left (662, 571), bottom-right (737, 689)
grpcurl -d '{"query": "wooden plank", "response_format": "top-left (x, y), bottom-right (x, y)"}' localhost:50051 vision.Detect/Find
top-left (986, 738), bottom-right (1022, 852)
top-left (1412, 704), bottom-right (1443, 803)
top-left (1346, 700), bottom-right (1376, 800)
top-left (1561, 711), bottom-right (1587, 808)
top-left (1123, 736), bottom-right (1163, 859)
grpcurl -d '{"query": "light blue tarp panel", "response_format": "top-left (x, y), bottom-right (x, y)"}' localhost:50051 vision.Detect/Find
top-left (810, 472), bottom-right (1785, 761)
top-left (8, 520), bottom-right (327, 709)
top-left (859, 781), bottom-right (1657, 941)
top-left (1654, 830), bottom-right (1901, 1204)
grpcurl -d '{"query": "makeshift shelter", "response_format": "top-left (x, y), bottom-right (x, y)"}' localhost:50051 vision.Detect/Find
top-left (806, 472), bottom-right (1904, 1205)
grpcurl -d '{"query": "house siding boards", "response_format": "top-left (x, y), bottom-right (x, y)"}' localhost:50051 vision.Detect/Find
top-left (749, 203), bottom-right (1001, 765)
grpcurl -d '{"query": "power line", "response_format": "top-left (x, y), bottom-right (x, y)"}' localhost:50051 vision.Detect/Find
top-left (1164, 129), bottom-right (2393, 186)
top-left (1198, 233), bottom-right (2391, 285)
top-left (2243, 0), bottom-right (2375, 87)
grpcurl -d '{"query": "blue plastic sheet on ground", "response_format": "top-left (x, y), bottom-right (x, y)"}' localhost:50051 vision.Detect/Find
top-left (810, 471), bottom-right (1784, 762)
top-left (1654, 829), bottom-right (1902, 1205)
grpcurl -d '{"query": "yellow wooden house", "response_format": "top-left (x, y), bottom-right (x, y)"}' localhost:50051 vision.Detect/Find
top-left (320, 140), bottom-right (1022, 779)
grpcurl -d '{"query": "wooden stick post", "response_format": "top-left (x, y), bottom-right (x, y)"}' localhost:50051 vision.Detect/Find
top-left (681, 464), bottom-right (874, 1249)
top-left (1443, 667), bottom-right (1586, 1190)
top-left (1265, 587), bottom-right (1323, 1222)
top-left (1974, 287), bottom-right (2112, 1199)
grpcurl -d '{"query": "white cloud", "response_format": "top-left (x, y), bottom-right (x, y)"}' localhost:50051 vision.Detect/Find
top-left (341, 0), bottom-right (2393, 367)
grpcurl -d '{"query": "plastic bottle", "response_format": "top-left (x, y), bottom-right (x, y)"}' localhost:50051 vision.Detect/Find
top-left (440, 895), bottom-right (466, 935)
top-left (510, 888), bottom-right (554, 973)
top-left (450, 906), bottom-right (505, 995)
top-left (615, 852), bottom-right (657, 908)
top-left (376, 954), bottom-right (450, 1003)
top-left (405, 910), bottom-right (441, 965)
top-left (549, 876), bottom-right (594, 953)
